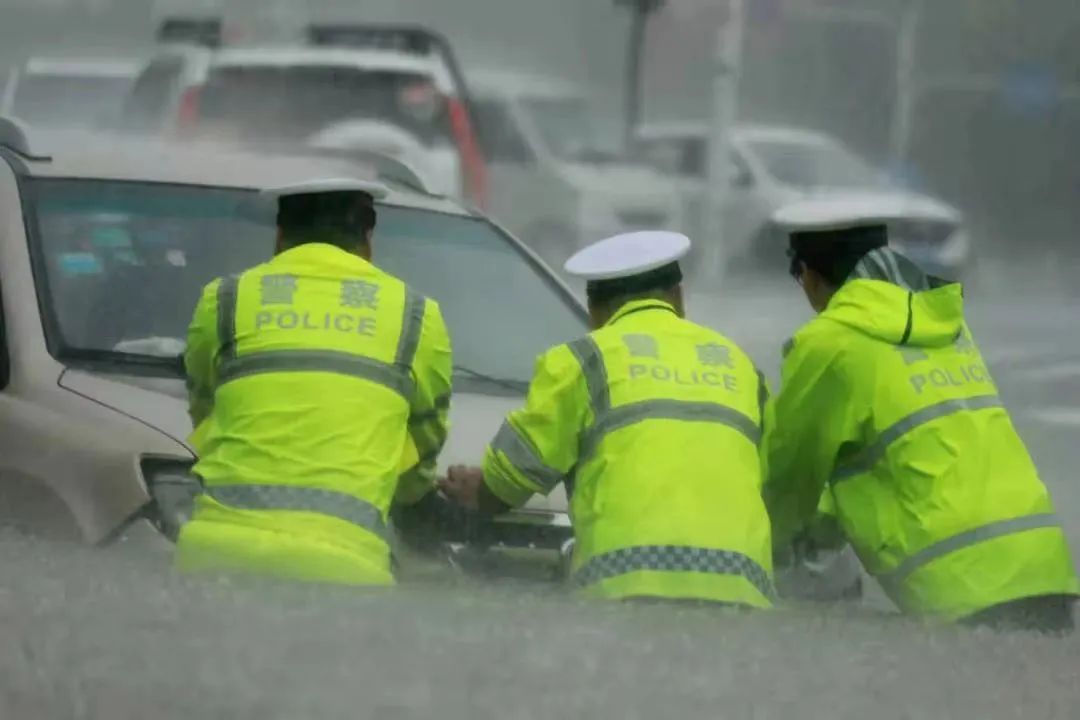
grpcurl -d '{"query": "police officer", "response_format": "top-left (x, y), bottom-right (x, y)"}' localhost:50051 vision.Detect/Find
top-left (765, 201), bottom-right (1080, 632)
top-left (441, 231), bottom-right (774, 607)
top-left (177, 178), bottom-right (453, 585)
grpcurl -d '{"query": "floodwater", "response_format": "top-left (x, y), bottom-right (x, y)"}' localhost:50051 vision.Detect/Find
top-left (2, 275), bottom-right (1079, 720)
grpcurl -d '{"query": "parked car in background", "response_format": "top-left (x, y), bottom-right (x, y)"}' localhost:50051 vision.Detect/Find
top-left (118, 18), bottom-right (488, 209)
top-left (2, 56), bottom-right (139, 130)
top-left (0, 117), bottom-right (576, 574)
top-left (470, 71), bottom-right (683, 271)
top-left (634, 123), bottom-right (971, 280)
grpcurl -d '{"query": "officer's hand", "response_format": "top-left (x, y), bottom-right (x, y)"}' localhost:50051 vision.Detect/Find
top-left (439, 465), bottom-right (485, 511)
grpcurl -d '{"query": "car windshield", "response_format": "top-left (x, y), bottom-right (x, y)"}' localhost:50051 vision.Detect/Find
top-left (27, 179), bottom-right (586, 389)
top-left (523, 95), bottom-right (616, 162)
top-left (10, 73), bottom-right (134, 128)
top-left (197, 65), bottom-right (454, 148)
top-left (748, 138), bottom-right (882, 190)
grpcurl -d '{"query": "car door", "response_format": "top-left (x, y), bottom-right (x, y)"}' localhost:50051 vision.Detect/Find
top-left (722, 143), bottom-right (771, 261)
top-left (471, 97), bottom-right (548, 238)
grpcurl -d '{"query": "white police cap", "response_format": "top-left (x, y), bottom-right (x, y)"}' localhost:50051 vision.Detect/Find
top-left (260, 177), bottom-right (390, 201)
top-left (771, 197), bottom-right (899, 232)
top-left (564, 231), bottom-right (691, 281)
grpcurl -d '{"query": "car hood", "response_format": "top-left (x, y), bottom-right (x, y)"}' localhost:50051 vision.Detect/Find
top-left (60, 371), bottom-right (569, 514)
top-left (59, 370), bottom-right (194, 451)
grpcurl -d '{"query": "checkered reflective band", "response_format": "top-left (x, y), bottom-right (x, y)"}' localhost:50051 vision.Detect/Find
top-left (573, 545), bottom-right (774, 599)
top-left (205, 485), bottom-right (389, 542)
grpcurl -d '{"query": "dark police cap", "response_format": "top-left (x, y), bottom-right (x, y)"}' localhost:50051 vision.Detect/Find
top-left (773, 199), bottom-right (892, 253)
top-left (261, 178), bottom-right (389, 230)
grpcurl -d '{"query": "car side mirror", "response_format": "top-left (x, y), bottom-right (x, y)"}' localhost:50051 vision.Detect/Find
top-left (732, 168), bottom-right (754, 189)
top-left (0, 286), bottom-right (9, 391)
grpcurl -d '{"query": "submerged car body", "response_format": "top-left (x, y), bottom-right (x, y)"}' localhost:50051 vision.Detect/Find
top-left (0, 119), bottom-right (579, 563)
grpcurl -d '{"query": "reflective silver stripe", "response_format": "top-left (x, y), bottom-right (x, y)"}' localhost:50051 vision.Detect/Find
top-left (832, 395), bottom-right (1003, 483)
top-left (574, 545), bottom-right (774, 599)
top-left (218, 350), bottom-right (414, 399)
top-left (568, 336), bottom-right (610, 415)
top-left (206, 484), bottom-right (389, 542)
top-left (395, 290), bottom-right (426, 367)
top-left (408, 393), bottom-right (451, 426)
top-left (216, 274), bottom-right (239, 361)
top-left (491, 420), bottom-right (564, 491)
top-left (878, 513), bottom-right (1061, 588)
top-left (580, 400), bottom-right (760, 464)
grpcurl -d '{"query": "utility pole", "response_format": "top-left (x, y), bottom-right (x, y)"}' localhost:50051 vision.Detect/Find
top-left (616, 0), bottom-right (666, 151)
top-left (702, 0), bottom-right (744, 281)
top-left (787, 1), bottom-right (923, 173)
top-left (890, 0), bottom-right (923, 173)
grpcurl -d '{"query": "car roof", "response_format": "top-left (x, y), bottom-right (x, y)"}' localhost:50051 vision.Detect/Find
top-left (210, 46), bottom-right (437, 75)
top-left (10, 133), bottom-right (470, 215)
top-left (21, 57), bottom-right (142, 78)
top-left (468, 69), bottom-right (583, 99)
top-left (206, 46), bottom-right (454, 92)
top-left (636, 122), bottom-right (837, 146)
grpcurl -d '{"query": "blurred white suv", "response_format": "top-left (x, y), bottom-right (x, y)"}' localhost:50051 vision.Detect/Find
top-left (119, 19), bottom-right (490, 209)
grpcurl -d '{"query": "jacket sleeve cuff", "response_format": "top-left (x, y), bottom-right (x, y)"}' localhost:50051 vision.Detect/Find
top-left (481, 452), bottom-right (536, 509)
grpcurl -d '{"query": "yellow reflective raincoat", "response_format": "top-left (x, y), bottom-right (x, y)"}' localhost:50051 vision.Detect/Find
top-left (482, 299), bottom-right (774, 607)
top-left (176, 243), bottom-right (452, 585)
top-left (765, 277), bottom-right (1079, 620)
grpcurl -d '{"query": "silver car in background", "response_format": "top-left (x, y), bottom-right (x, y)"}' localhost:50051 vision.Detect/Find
top-left (635, 123), bottom-right (971, 280)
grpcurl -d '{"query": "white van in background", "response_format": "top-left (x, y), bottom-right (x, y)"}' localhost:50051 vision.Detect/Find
top-left (470, 71), bottom-right (684, 271)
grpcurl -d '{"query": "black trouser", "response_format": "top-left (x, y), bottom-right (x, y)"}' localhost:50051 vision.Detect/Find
top-left (622, 596), bottom-right (749, 611)
top-left (961, 594), bottom-right (1076, 635)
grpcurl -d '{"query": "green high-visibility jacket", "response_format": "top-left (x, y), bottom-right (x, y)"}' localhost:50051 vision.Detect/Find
top-left (482, 299), bottom-right (775, 607)
top-left (764, 278), bottom-right (1079, 620)
top-left (176, 243), bottom-right (452, 586)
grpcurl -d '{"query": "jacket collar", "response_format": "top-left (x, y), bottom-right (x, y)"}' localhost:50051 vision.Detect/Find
top-left (272, 242), bottom-right (373, 271)
top-left (606, 298), bottom-right (678, 326)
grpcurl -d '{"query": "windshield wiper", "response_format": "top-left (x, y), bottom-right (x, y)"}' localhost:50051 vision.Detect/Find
top-left (453, 366), bottom-right (529, 394)
top-left (61, 348), bottom-right (186, 378)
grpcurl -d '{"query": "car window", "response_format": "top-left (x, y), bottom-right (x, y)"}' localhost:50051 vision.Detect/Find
top-left (120, 57), bottom-right (183, 132)
top-left (198, 65), bottom-right (455, 148)
top-left (523, 95), bottom-right (617, 161)
top-left (375, 205), bottom-right (584, 382)
top-left (26, 179), bottom-right (586, 386)
top-left (638, 137), bottom-right (746, 184)
top-left (748, 138), bottom-right (881, 190)
top-left (472, 99), bottom-right (532, 163)
top-left (10, 73), bottom-right (134, 129)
